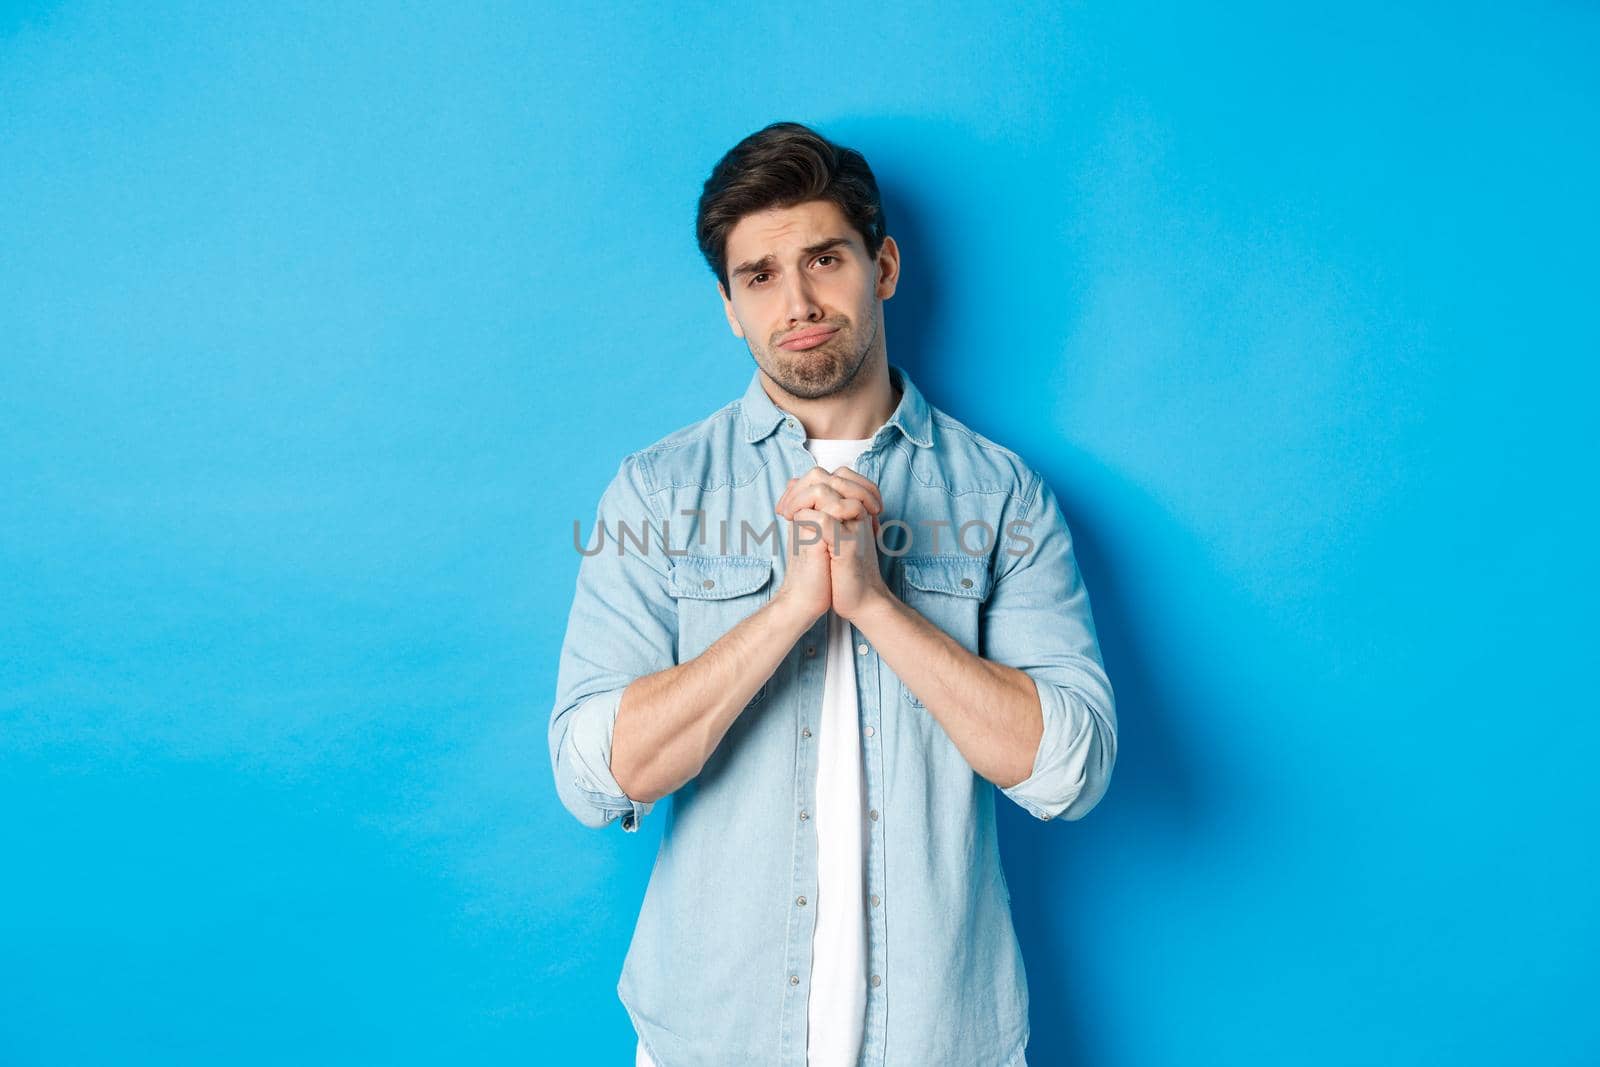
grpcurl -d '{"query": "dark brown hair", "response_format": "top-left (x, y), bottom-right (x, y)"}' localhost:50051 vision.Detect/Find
top-left (696, 121), bottom-right (887, 296)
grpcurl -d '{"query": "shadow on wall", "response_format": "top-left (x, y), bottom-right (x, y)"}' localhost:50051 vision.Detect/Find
top-left (1003, 453), bottom-right (1238, 1066)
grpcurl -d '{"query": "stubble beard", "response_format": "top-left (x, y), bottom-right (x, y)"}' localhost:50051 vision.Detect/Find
top-left (758, 311), bottom-right (880, 401)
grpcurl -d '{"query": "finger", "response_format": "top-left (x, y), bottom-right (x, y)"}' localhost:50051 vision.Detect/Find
top-left (778, 469), bottom-right (834, 518)
top-left (829, 468), bottom-right (884, 514)
top-left (775, 476), bottom-right (800, 518)
top-left (824, 514), bottom-right (850, 557)
top-left (788, 480), bottom-right (875, 520)
top-left (796, 466), bottom-right (834, 490)
top-left (797, 491), bottom-right (866, 523)
top-left (816, 498), bottom-right (867, 524)
top-left (787, 508), bottom-right (829, 552)
top-left (781, 482), bottom-right (837, 518)
top-left (782, 468), bottom-right (880, 520)
top-left (790, 506), bottom-right (835, 535)
top-left (825, 476), bottom-right (881, 516)
top-left (777, 476), bottom-right (819, 519)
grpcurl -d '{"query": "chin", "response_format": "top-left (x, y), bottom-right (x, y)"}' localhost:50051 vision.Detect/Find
top-left (772, 350), bottom-right (851, 394)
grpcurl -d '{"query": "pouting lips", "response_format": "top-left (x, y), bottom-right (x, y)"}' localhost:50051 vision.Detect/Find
top-left (779, 327), bottom-right (839, 350)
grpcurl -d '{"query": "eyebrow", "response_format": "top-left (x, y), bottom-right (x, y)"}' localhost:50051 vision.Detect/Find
top-left (730, 236), bottom-right (853, 280)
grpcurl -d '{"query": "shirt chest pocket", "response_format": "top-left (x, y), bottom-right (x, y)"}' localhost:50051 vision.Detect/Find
top-left (896, 554), bottom-right (992, 707)
top-left (668, 554), bottom-right (777, 706)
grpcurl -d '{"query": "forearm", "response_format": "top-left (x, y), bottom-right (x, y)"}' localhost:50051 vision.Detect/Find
top-left (611, 590), bottom-right (819, 803)
top-left (851, 591), bottom-right (1043, 789)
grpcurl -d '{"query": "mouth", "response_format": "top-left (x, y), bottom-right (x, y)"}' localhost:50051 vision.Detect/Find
top-left (778, 327), bottom-right (839, 351)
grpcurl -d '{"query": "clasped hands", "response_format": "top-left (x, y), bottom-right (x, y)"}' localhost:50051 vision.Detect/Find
top-left (772, 466), bottom-right (893, 624)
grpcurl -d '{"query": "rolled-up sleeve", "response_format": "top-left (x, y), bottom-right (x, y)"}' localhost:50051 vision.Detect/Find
top-left (548, 452), bottom-right (677, 831)
top-left (983, 469), bottom-right (1117, 822)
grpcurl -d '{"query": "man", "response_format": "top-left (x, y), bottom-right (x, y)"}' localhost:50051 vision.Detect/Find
top-left (548, 121), bottom-right (1117, 1067)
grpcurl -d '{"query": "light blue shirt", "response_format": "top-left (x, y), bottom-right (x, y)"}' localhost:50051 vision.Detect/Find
top-left (548, 363), bottom-right (1117, 1067)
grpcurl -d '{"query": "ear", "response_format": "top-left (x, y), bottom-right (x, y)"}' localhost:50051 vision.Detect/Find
top-left (875, 235), bottom-right (901, 301)
top-left (718, 281), bottom-right (746, 338)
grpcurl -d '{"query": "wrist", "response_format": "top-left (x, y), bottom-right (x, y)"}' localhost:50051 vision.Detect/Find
top-left (840, 585), bottom-right (899, 633)
top-left (769, 587), bottom-right (825, 635)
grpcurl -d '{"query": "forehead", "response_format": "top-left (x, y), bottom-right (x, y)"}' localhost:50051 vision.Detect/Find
top-left (725, 199), bottom-right (858, 260)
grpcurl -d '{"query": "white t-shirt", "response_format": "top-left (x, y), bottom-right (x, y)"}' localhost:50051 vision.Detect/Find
top-left (636, 436), bottom-right (872, 1067)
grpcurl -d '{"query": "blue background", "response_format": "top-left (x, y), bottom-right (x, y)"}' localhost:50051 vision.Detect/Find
top-left (3, 2), bottom-right (1595, 1064)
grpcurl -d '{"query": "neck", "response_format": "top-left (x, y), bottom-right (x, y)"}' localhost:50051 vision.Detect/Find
top-left (769, 357), bottom-right (900, 440)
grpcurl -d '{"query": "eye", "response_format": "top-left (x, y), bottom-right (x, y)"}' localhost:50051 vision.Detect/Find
top-left (749, 272), bottom-right (771, 287)
top-left (815, 255), bottom-right (838, 266)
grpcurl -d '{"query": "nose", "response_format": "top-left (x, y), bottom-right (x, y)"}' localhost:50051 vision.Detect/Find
top-left (781, 269), bottom-right (825, 327)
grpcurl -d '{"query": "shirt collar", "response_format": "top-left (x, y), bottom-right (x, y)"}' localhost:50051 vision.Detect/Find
top-left (738, 362), bottom-right (934, 449)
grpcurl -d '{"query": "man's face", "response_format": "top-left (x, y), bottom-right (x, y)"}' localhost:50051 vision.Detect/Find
top-left (718, 198), bottom-right (899, 400)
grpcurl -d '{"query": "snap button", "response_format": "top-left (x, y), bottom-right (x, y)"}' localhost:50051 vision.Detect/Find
top-left (870, 974), bottom-right (881, 988)
top-left (864, 725), bottom-right (875, 737)
top-left (868, 809), bottom-right (879, 821)
top-left (796, 896), bottom-right (807, 907)
top-left (960, 577), bottom-right (973, 588)
top-left (702, 578), bottom-right (715, 589)
top-left (805, 645), bottom-right (816, 657)
top-left (801, 726), bottom-right (811, 738)
top-left (799, 810), bottom-right (809, 821)
top-left (857, 643), bottom-right (869, 655)
top-left (870, 894), bottom-right (880, 907)
top-left (790, 974), bottom-right (800, 986)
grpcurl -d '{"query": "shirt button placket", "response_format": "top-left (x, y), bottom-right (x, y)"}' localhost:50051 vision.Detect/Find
top-left (796, 612), bottom-right (815, 1023)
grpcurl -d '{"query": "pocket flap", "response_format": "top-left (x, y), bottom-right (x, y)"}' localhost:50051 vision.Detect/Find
top-left (670, 554), bottom-right (775, 600)
top-left (901, 554), bottom-right (992, 600)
